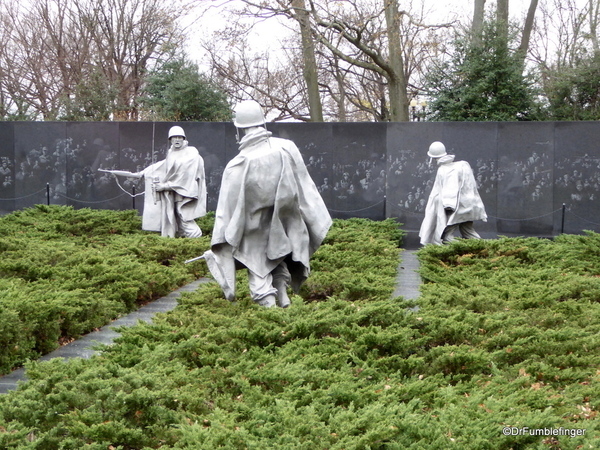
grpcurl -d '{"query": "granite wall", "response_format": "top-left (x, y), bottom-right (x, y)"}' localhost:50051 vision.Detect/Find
top-left (1, 121), bottom-right (598, 244)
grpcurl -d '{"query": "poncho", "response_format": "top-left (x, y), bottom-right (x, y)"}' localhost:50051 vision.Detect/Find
top-left (419, 155), bottom-right (487, 245)
top-left (205, 128), bottom-right (331, 300)
top-left (141, 143), bottom-right (206, 237)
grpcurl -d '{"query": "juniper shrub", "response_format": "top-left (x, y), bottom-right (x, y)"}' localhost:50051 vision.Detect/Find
top-left (0, 214), bottom-right (598, 449)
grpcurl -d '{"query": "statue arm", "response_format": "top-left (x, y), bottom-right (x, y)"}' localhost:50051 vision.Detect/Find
top-left (441, 166), bottom-right (460, 211)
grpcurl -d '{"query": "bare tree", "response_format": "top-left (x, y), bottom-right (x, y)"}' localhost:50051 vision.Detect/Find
top-left (0, 5), bottom-right (31, 118)
top-left (204, 34), bottom-right (311, 121)
top-left (497, 0), bottom-right (510, 40)
top-left (0, 0), bottom-right (190, 120)
top-left (75, 0), bottom-right (191, 120)
top-left (200, 0), bottom-right (452, 122)
top-left (530, 0), bottom-right (589, 71)
top-left (529, 0), bottom-right (599, 104)
top-left (199, 0), bottom-right (323, 120)
top-left (322, 53), bottom-right (349, 121)
top-left (384, 0), bottom-right (409, 121)
top-left (0, 0), bottom-right (82, 119)
top-left (302, 0), bottom-right (412, 121)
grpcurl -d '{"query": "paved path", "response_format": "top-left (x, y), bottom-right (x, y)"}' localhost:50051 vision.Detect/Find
top-left (0, 250), bottom-right (422, 394)
top-left (0, 278), bottom-right (210, 394)
top-left (393, 249), bottom-right (421, 301)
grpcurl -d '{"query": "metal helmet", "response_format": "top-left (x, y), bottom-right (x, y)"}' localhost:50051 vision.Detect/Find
top-left (233, 100), bottom-right (266, 128)
top-left (427, 141), bottom-right (447, 158)
top-left (168, 126), bottom-right (186, 139)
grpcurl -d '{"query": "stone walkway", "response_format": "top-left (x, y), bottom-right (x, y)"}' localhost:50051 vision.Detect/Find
top-left (0, 250), bottom-right (421, 394)
top-left (394, 249), bottom-right (421, 301)
top-left (0, 278), bottom-right (210, 394)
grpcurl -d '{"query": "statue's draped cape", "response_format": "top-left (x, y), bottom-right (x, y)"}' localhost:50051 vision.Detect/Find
top-left (141, 144), bottom-right (206, 236)
top-left (205, 128), bottom-right (331, 300)
top-left (419, 155), bottom-right (487, 245)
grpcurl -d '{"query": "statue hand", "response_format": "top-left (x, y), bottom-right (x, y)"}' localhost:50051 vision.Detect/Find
top-left (154, 182), bottom-right (169, 192)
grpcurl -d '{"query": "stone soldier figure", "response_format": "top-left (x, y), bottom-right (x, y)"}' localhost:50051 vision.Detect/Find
top-left (419, 141), bottom-right (487, 245)
top-left (99, 126), bottom-right (206, 238)
top-left (199, 100), bottom-right (332, 308)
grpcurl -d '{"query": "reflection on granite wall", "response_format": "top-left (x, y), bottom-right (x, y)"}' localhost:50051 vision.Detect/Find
top-left (1, 121), bottom-right (599, 239)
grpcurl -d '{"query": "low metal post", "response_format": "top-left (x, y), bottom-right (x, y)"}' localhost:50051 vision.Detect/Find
top-left (132, 186), bottom-right (136, 210)
top-left (561, 203), bottom-right (566, 234)
top-left (46, 183), bottom-right (50, 206)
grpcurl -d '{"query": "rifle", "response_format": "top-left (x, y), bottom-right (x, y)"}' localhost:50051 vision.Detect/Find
top-left (98, 169), bottom-right (136, 178)
top-left (151, 122), bottom-right (159, 205)
top-left (184, 254), bottom-right (205, 264)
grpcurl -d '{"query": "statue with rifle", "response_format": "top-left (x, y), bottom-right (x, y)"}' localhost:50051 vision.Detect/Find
top-left (99, 126), bottom-right (206, 238)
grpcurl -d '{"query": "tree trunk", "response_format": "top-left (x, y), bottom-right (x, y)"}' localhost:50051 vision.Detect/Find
top-left (517, 0), bottom-right (539, 67)
top-left (497, 0), bottom-right (509, 41)
top-left (384, 0), bottom-right (409, 122)
top-left (333, 55), bottom-right (347, 121)
top-left (589, 0), bottom-right (599, 53)
top-left (472, 0), bottom-right (486, 44)
top-left (292, 0), bottom-right (323, 122)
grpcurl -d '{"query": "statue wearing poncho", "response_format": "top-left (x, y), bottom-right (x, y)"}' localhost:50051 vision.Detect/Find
top-left (98, 126), bottom-right (206, 238)
top-left (419, 141), bottom-right (487, 245)
top-left (141, 140), bottom-right (206, 238)
top-left (203, 101), bottom-right (331, 308)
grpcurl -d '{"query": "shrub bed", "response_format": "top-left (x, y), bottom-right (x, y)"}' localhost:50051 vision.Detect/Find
top-left (0, 205), bottom-right (211, 374)
top-left (0, 214), bottom-right (598, 449)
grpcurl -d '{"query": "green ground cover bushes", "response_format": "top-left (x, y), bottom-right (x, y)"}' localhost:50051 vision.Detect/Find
top-left (0, 205), bottom-right (211, 374)
top-left (0, 210), bottom-right (598, 449)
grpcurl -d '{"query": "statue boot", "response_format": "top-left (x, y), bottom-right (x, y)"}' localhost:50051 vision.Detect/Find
top-left (256, 294), bottom-right (277, 308)
top-left (272, 262), bottom-right (292, 308)
top-left (273, 274), bottom-right (291, 308)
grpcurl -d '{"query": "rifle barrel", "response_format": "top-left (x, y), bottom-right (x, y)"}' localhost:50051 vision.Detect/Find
top-left (184, 255), bottom-right (205, 264)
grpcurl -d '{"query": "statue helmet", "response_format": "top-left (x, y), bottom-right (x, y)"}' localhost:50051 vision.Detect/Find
top-left (168, 126), bottom-right (186, 139)
top-left (233, 100), bottom-right (266, 128)
top-left (427, 141), bottom-right (447, 158)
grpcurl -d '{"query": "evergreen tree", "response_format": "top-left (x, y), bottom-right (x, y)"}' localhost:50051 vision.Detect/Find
top-left (141, 58), bottom-right (232, 122)
top-left (59, 69), bottom-right (118, 121)
top-left (425, 21), bottom-right (541, 121)
top-left (544, 52), bottom-right (600, 121)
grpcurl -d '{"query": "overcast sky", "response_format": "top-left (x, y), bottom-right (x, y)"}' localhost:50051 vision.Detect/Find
top-left (185, 0), bottom-right (583, 69)
top-left (185, 0), bottom-right (475, 65)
